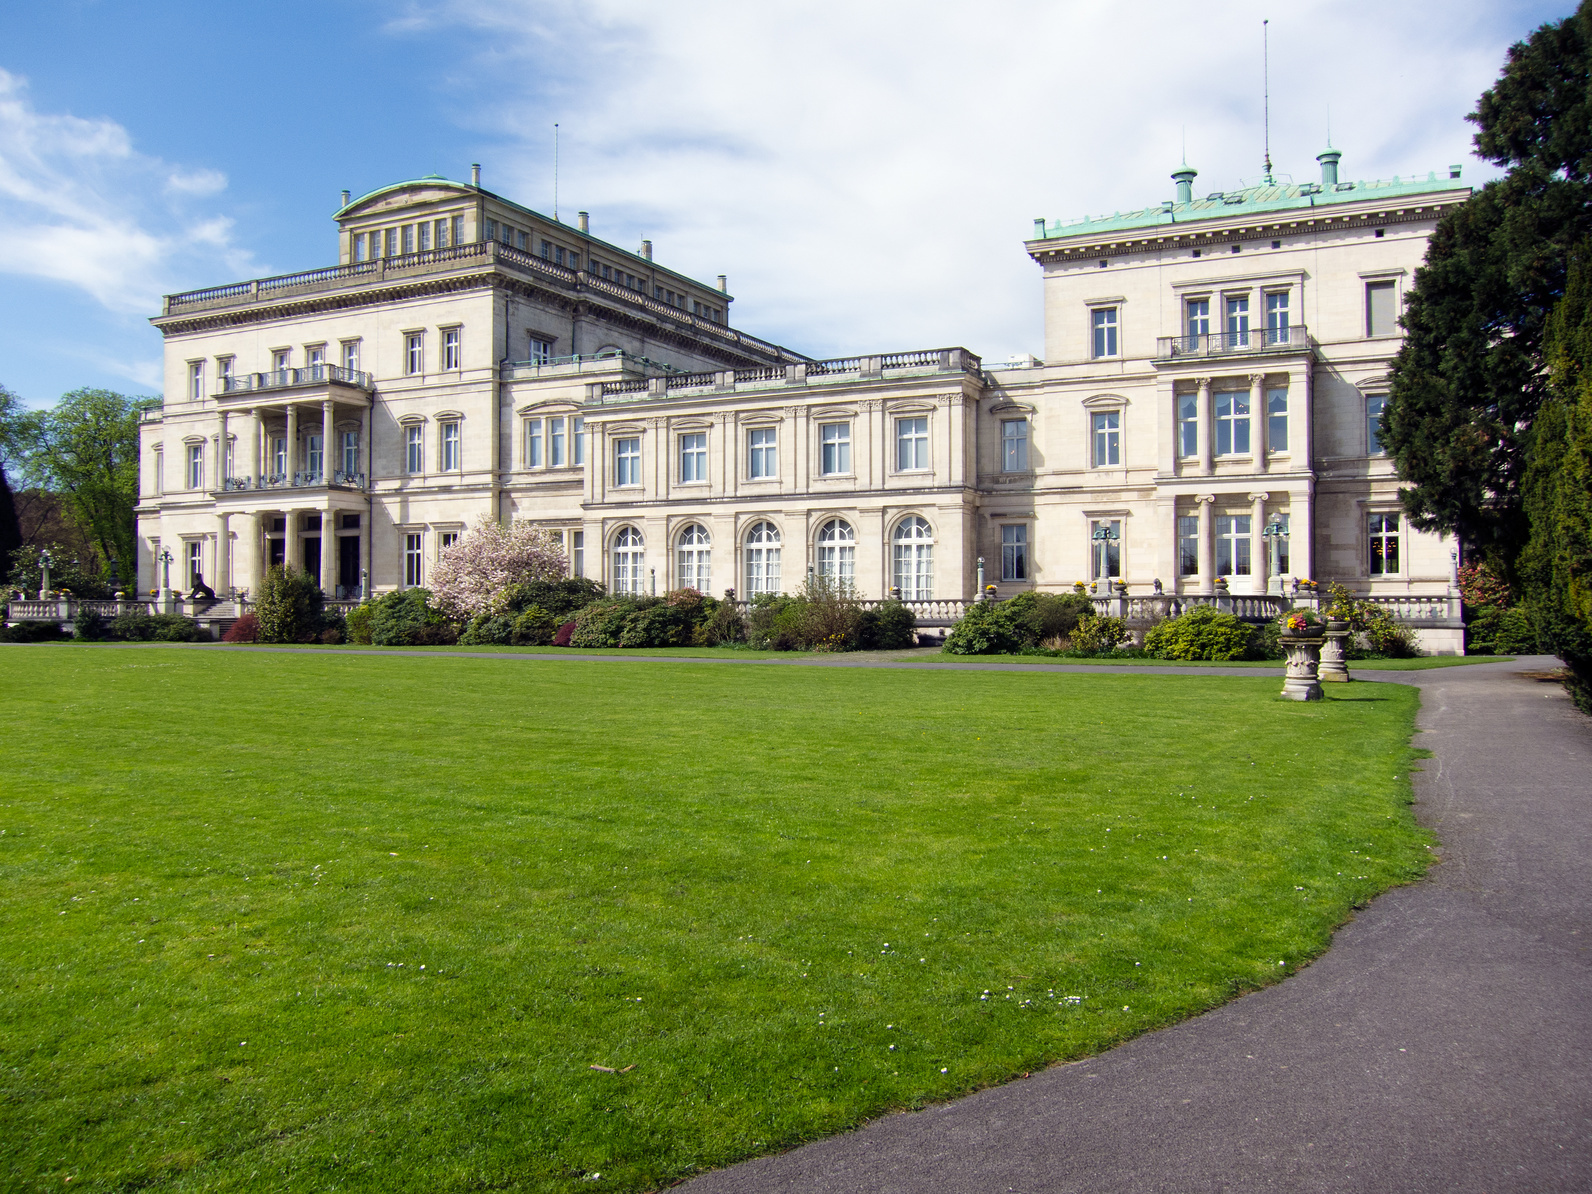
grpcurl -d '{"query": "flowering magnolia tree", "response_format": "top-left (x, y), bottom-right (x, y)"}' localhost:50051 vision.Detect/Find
top-left (428, 520), bottom-right (568, 619)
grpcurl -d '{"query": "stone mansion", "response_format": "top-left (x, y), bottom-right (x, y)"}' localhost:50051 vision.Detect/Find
top-left (138, 153), bottom-right (1468, 631)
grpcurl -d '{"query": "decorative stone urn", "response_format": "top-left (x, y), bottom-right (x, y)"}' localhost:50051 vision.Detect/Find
top-left (1280, 633), bottom-right (1325, 701)
top-left (1319, 619), bottom-right (1351, 682)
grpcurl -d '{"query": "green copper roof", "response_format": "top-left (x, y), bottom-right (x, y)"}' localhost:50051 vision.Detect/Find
top-left (333, 177), bottom-right (471, 218)
top-left (1033, 169), bottom-right (1469, 241)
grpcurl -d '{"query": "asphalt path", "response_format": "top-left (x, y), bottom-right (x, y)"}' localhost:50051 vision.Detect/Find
top-left (675, 656), bottom-right (1592, 1194)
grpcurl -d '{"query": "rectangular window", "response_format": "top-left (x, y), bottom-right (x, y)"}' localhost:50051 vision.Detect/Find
top-left (1090, 519), bottom-right (1121, 580)
top-left (820, 422), bottom-right (851, 475)
top-left (549, 417), bottom-right (566, 467)
top-left (1367, 282), bottom-right (1397, 337)
top-left (896, 416), bottom-right (929, 471)
top-left (1369, 512), bottom-right (1400, 575)
top-left (1178, 394), bottom-right (1199, 457)
top-left (541, 240), bottom-right (552, 260)
top-left (528, 336), bottom-right (552, 364)
top-left (1186, 298), bottom-right (1210, 339)
top-left (1001, 418), bottom-right (1029, 472)
top-left (500, 224), bottom-right (513, 245)
top-left (1366, 394), bottom-right (1387, 455)
top-left (749, 427), bottom-right (778, 479)
top-left (405, 533), bottom-right (423, 587)
top-left (1225, 295), bottom-right (1250, 346)
top-left (271, 436), bottom-right (286, 477)
top-left (1000, 524), bottom-right (1028, 582)
top-left (188, 541), bottom-right (203, 589)
top-left (485, 219), bottom-right (498, 243)
top-left (401, 224), bottom-right (415, 254)
top-left (417, 222), bottom-right (431, 252)
top-left (218, 357), bottom-right (233, 388)
top-left (571, 530), bottom-right (585, 577)
top-left (679, 432), bottom-right (707, 482)
top-left (1215, 514), bottom-right (1252, 576)
top-left (1091, 307), bottom-right (1118, 358)
top-left (1091, 410), bottom-right (1120, 466)
top-left (434, 218), bottom-right (448, 248)
top-left (1266, 291), bottom-right (1290, 343)
top-left (573, 416), bottom-right (585, 465)
top-left (272, 349), bottom-right (290, 373)
top-left (451, 215), bottom-right (465, 246)
top-left (342, 341), bottom-right (359, 372)
top-left (1178, 515), bottom-right (1199, 576)
top-left (526, 418), bottom-right (543, 467)
top-left (188, 361), bottom-right (203, 401)
top-left (385, 228), bottom-right (399, 257)
top-left (354, 233), bottom-right (368, 262)
top-left (405, 333), bottom-right (423, 376)
top-left (187, 444), bottom-right (204, 489)
top-left (441, 422), bottom-right (460, 471)
top-left (306, 433), bottom-right (323, 478)
top-left (442, 327), bottom-right (461, 371)
top-left (1267, 388), bottom-right (1289, 452)
top-left (1214, 391), bottom-right (1251, 455)
top-left (439, 531), bottom-right (460, 555)
top-left (405, 425), bottom-right (423, 474)
top-left (516, 230), bottom-right (528, 250)
top-left (306, 344), bottom-right (325, 370)
top-left (1271, 511), bottom-right (1291, 575)
top-left (341, 430), bottom-right (358, 476)
top-left (614, 437), bottom-right (641, 486)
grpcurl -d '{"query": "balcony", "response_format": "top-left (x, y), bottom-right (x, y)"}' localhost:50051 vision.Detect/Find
top-left (221, 364), bottom-right (374, 396)
top-left (1154, 325), bottom-right (1311, 361)
top-left (217, 470), bottom-right (368, 493)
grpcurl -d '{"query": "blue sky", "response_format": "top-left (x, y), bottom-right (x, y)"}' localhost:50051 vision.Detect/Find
top-left (0, 0), bottom-right (1568, 408)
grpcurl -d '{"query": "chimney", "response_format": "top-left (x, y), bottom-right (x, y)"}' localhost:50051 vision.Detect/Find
top-left (641, 239), bottom-right (653, 260)
top-left (1449, 164), bottom-right (1463, 179)
top-left (471, 163), bottom-right (481, 187)
top-left (578, 211), bottom-right (589, 232)
top-left (1033, 218), bottom-right (1047, 239)
top-left (1317, 149), bottom-right (1341, 187)
top-left (716, 275), bottom-right (727, 292)
top-left (340, 189), bottom-right (351, 207)
top-left (1171, 164), bottom-right (1198, 205)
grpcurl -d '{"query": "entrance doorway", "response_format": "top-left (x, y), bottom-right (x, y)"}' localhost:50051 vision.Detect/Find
top-left (339, 536), bottom-right (360, 597)
top-left (303, 538), bottom-right (321, 587)
top-left (268, 538), bottom-right (285, 568)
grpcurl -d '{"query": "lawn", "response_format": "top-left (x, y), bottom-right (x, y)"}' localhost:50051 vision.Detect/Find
top-left (0, 647), bottom-right (1433, 1193)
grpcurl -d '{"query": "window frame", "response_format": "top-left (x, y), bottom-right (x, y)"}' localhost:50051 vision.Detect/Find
top-left (404, 532), bottom-right (424, 587)
top-left (525, 418), bottom-right (543, 468)
top-left (186, 443), bottom-right (204, 490)
top-left (1177, 515), bottom-right (1199, 576)
top-left (1368, 512), bottom-right (1401, 576)
top-left (1000, 524), bottom-right (1028, 582)
top-left (1366, 281), bottom-right (1398, 338)
top-left (1178, 393), bottom-right (1199, 458)
top-left (892, 516), bottom-right (934, 600)
top-left (1366, 393), bottom-right (1388, 456)
top-left (1215, 513), bottom-right (1253, 577)
top-left (1091, 410), bottom-right (1121, 467)
top-left (187, 360), bottom-right (204, 401)
top-left (1089, 518), bottom-right (1122, 580)
top-left (1213, 390), bottom-right (1252, 456)
top-left (405, 424), bottom-right (424, 475)
top-left (611, 526), bottom-right (646, 595)
top-left (1000, 418), bottom-right (1029, 472)
top-left (404, 331), bottom-right (424, 377)
top-left (676, 523), bottom-right (711, 593)
top-left (894, 415), bottom-right (930, 472)
top-left (1091, 306), bottom-right (1119, 358)
top-left (441, 326), bottom-right (462, 371)
top-left (614, 436), bottom-right (642, 487)
top-left (745, 521), bottom-right (782, 596)
top-left (1266, 387), bottom-right (1289, 453)
top-left (748, 426), bottom-right (778, 480)
top-left (439, 421), bottom-right (460, 472)
top-left (679, 431), bottom-right (708, 484)
top-left (819, 421), bottom-right (852, 476)
top-left (815, 518), bottom-right (856, 587)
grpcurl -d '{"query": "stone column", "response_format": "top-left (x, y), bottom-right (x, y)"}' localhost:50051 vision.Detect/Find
top-left (216, 512), bottom-right (231, 594)
top-left (1249, 491), bottom-right (1269, 594)
top-left (251, 511), bottom-right (266, 594)
top-left (214, 410), bottom-right (228, 489)
top-left (1298, 367), bottom-right (1314, 473)
top-left (251, 408), bottom-right (263, 481)
top-left (322, 401), bottom-right (335, 482)
top-left (360, 405), bottom-right (371, 485)
top-left (321, 504), bottom-right (337, 596)
top-left (1197, 494), bottom-right (1216, 595)
top-left (1296, 488), bottom-right (1315, 581)
top-left (1249, 374), bottom-right (1266, 471)
top-left (285, 404), bottom-right (299, 481)
top-left (1196, 378), bottom-right (1213, 476)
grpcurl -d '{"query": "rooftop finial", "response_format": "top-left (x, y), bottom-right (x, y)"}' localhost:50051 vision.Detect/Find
top-left (1171, 162), bottom-right (1198, 205)
top-left (1262, 20), bottom-right (1274, 186)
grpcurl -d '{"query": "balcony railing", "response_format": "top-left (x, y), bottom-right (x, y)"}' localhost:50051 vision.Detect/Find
top-left (216, 470), bottom-right (367, 493)
top-left (592, 348), bottom-right (982, 402)
top-left (221, 364), bottom-right (374, 395)
top-left (1155, 325), bottom-right (1311, 360)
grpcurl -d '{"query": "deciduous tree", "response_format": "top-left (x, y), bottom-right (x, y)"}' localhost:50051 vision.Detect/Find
top-left (427, 520), bottom-right (569, 619)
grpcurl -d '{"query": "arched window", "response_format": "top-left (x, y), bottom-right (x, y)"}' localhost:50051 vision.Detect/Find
top-left (676, 523), bottom-right (711, 593)
top-left (745, 521), bottom-right (781, 596)
top-left (816, 519), bottom-right (855, 587)
top-left (892, 516), bottom-right (934, 600)
top-left (612, 526), bottom-right (645, 595)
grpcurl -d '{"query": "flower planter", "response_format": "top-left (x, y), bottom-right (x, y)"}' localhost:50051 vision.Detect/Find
top-left (1319, 619), bottom-right (1351, 682)
top-left (1279, 632), bottom-right (1324, 701)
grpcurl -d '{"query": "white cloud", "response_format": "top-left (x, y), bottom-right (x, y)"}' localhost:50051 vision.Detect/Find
top-left (394, 0), bottom-right (1527, 359)
top-left (0, 68), bottom-right (258, 315)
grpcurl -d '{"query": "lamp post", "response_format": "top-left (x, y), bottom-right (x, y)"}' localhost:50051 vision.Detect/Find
top-left (157, 547), bottom-right (173, 599)
top-left (975, 556), bottom-right (985, 599)
top-left (1091, 525), bottom-right (1119, 588)
top-left (37, 548), bottom-right (53, 600)
top-left (1263, 520), bottom-right (1289, 592)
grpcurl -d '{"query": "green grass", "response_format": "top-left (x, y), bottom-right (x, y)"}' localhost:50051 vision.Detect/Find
top-left (0, 648), bottom-right (1433, 1192)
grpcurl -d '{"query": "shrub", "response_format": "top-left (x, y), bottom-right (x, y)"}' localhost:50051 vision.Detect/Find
top-left (553, 620), bottom-right (577, 647)
top-left (369, 589), bottom-right (450, 646)
top-left (223, 613), bottom-right (259, 643)
top-left (103, 612), bottom-right (206, 642)
top-left (1363, 613), bottom-right (1421, 658)
top-left (696, 601), bottom-right (746, 646)
top-left (459, 613), bottom-right (515, 645)
top-left (72, 608), bottom-right (104, 641)
top-left (0, 620), bottom-right (73, 643)
top-left (255, 566), bottom-right (325, 643)
top-left (1002, 591), bottom-right (1094, 644)
top-left (1144, 605), bottom-right (1255, 661)
top-left (570, 598), bottom-right (651, 648)
top-left (944, 602), bottom-right (1027, 655)
top-left (858, 600), bottom-right (916, 649)
top-left (6, 544), bottom-right (114, 600)
top-left (1070, 614), bottom-right (1130, 654)
top-left (511, 605), bottom-right (557, 646)
top-left (1324, 582), bottom-right (1424, 658)
top-left (495, 577), bottom-right (606, 622)
top-left (345, 602), bottom-right (375, 645)
top-left (1466, 603), bottom-right (1540, 654)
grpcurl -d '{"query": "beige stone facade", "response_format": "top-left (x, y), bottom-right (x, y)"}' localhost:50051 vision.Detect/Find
top-left (137, 156), bottom-right (1471, 648)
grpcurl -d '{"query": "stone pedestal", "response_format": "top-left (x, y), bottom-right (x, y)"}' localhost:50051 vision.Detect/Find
top-left (1281, 634), bottom-right (1324, 701)
top-left (1320, 620), bottom-right (1351, 682)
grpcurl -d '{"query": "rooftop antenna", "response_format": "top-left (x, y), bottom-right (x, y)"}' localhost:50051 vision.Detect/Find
top-left (1262, 20), bottom-right (1274, 185)
top-left (553, 123), bottom-right (560, 222)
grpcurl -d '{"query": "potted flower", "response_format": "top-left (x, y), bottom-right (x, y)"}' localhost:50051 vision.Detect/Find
top-left (1277, 608), bottom-right (1324, 701)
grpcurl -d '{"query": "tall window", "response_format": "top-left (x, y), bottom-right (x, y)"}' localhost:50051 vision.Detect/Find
top-left (746, 522), bottom-right (781, 596)
top-left (439, 531), bottom-right (460, 554)
top-left (573, 416), bottom-right (585, 465)
top-left (402, 225), bottom-right (415, 254)
top-left (385, 228), bottom-right (399, 257)
top-left (1225, 295), bottom-right (1250, 346)
top-left (1214, 391), bottom-right (1250, 455)
top-left (405, 333), bottom-right (423, 376)
top-left (1216, 514), bottom-right (1252, 576)
top-left (1265, 292), bottom-right (1290, 343)
top-left (1090, 519), bottom-right (1121, 580)
top-left (1091, 307), bottom-right (1118, 358)
top-left (442, 328), bottom-right (461, 371)
top-left (341, 431), bottom-right (359, 476)
top-left (187, 541), bottom-right (203, 588)
top-left (435, 218), bottom-right (448, 248)
top-left (218, 357), bottom-right (233, 388)
top-left (271, 436), bottom-right (286, 477)
top-left (614, 437), bottom-right (641, 486)
top-left (342, 341), bottom-right (360, 372)
top-left (1186, 298), bottom-right (1210, 340)
top-left (451, 215), bottom-right (465, 246)
top-left (306, 433), bottom-right (324, 479)
top-left (1000, 524), bottom-right (1028, 582)
top-left (1267, 388), bottom-right (1289, 452)
top-left (549, 417), bottom-right (566, 467)
top-left (1366, 394), bottom-right (1387, 455)
top-left (748, 427), bottom-right (777, 479)
top-left (405, 533), bottom-right (423, 587)
top-left (1366, 282), bottom-right (1397, 337)
top-left (1178, 394), bottom-right (1199, 457)
top-left (187, 444), bottom-right (204, 489)
top-left (1178, 515), bottom-right (1199, 576)
top-left (526, 419), bottom-right (543, 467)
top-left (612, 526), bottom-right (645, 595)
top-left (677, 524), bottom-right (711, 592)
top-left (307, 345), bottom-right (325, 372)
top-left (820, 422), bottom-right (851, 475)
top-left (1001, 419), bottom-right (1029, 472)
top-left (188, 361), bottom-right (204, 401)
top-left (816, 519), bottom-right (855, 586)
top-left (680, 432), bottom-right (707, 482)
top-left (571, 530), bottom-right (584, 577)
top-left (418, 222), bottom-right (431, 252)
top-left (1369, 513), bottom-right (1400, 575)
top-left (1092, 411), bottom-right (1120, 466)
top-left (272, 349), bottom-right (290, 373)
top-left (441, 422), bottom-right (460, 471)
top-left (896, 417), bottom-right (929, 471)
top-left (405, 425), bottom-right (423, 474)
top-left (354, 233), bottom-right (368, 262)
top-left (1272, 512), bottom-right (1291, 574)
top-left (893, 517), bottom-right (934, 600)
